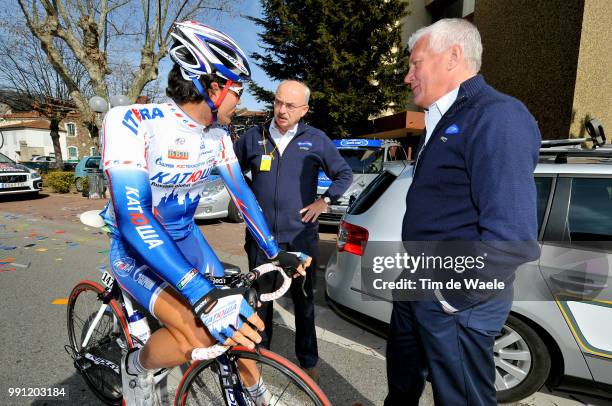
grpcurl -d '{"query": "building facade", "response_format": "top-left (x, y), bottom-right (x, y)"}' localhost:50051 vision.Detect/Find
top-left (0, 111), bottom-right (97, 162)
top-left (400, 0), bottom-right (610, 140)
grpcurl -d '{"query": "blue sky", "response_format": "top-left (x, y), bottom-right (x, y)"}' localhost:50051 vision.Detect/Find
top-left (155, 3), bottom-right (274, 110)
top-left (215, 3), bottom-right (276, 110)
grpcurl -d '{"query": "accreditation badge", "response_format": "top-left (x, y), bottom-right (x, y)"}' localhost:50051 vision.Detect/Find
top-left (260, 155), bottom-right (272, 171)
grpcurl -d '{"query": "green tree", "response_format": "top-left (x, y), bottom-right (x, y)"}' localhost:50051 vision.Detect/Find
top-left (250, 0), bottom-right (410, 138)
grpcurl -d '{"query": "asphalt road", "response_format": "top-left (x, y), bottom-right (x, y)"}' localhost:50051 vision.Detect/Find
top-left (0, 192), bottom-right (594, 405)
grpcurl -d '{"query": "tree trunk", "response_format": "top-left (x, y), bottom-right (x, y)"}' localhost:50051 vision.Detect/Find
top-left (87, 121), bottom-right (100, 154)
top-left (49, 118), bottom-right (64, 170)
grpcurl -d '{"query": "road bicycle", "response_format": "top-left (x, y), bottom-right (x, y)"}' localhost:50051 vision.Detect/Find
top-left (66, 211), bottom-right (330, 405)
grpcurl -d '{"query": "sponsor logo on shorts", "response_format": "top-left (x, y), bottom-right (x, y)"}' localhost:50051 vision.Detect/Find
top-left (112, 257), bottom-right (135, 277)
top-left (131, 266), bottom-right (155, 291)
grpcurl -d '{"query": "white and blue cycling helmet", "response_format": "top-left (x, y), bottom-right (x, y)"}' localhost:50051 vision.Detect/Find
top-left (169, 20), bottom-right (252, 83)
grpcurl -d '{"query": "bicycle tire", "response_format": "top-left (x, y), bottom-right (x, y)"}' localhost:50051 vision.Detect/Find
top-left (67, 280), bottom-right (133, 405)
top-left (175, 346), bottom-right (330, 406)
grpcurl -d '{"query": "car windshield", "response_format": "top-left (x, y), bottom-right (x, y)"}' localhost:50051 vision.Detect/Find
top-left (340, 148), bottom-right (384, 174)
top-left (0, 152), bottom-right (15, 164)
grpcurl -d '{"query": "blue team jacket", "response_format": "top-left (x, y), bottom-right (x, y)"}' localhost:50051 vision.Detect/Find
top-left (235, 122), bottom-right (352, 243)
top-left (402, 75), bottom-right (542, 309)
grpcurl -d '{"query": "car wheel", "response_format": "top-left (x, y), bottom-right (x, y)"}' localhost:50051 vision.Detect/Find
top-left (495, 314), bottom-right (551, 403)
top-left (75, 177), bottom-right (84, 192)
top-left (227, 200), bottom-right (244, 223)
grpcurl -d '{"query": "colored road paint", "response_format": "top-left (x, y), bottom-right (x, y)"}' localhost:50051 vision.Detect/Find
top-left (0, 257), bottom-right (16, 263)
top-left (52, 298), bottom-right (68, 305)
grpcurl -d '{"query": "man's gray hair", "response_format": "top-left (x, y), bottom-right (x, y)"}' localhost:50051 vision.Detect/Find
top-left (279, 79), bottom-right (311, 105)
top-left (408, 18), bottom-right (482, 72)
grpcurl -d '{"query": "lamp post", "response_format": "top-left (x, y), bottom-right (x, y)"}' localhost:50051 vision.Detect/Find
top-left (85, 95), bottom-right (129, 199)
top-left (88, 95), bottom-right (130, 155)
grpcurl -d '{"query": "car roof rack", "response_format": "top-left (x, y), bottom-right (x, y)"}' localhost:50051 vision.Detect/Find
top-left (539, 118), bottom-right (609, 163)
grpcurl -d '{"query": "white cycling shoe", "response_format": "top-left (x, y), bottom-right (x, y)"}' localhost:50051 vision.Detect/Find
top-left (120, 353), bottom-right (159, 406)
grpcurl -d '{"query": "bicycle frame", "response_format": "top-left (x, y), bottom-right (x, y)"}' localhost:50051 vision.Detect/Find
top-left (80, 269), bottom-right (276, 406)
top-left (76, 274), bottom-right (170, 386)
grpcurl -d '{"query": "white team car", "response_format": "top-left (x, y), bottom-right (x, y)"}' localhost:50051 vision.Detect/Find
top-left (0, 152), bottom-right (43, 196)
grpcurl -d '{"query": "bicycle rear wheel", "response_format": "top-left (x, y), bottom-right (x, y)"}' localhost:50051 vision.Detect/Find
top-left (67, 280), bottom-right (132, 405)
top-left (175, 347), bottom-right (330, 406)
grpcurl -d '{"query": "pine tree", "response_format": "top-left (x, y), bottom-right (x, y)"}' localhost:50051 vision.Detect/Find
top-left (250, 0), bottom-right (410, 138)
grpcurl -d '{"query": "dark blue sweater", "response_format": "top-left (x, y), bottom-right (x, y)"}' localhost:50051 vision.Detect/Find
top-left (235, 122), bottom-right (352, 243)
top-left (402, 75), bottom-right (541, 307)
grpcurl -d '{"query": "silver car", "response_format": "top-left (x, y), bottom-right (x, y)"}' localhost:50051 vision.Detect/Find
top-left (0, 152), bottom-right (43, 196)
top-left (194, 168), bottom-right (243, 223)
top-left (326, 147), bottom-right (612, 402)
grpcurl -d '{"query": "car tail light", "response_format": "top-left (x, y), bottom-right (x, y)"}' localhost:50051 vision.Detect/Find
top-left (337, 220), bottom-right (369, 256)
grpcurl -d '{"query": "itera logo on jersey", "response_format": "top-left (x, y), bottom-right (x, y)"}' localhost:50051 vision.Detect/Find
top-left (125, 186), bottom-right (164, 249)
top-left (122, 107), bottom-right (165, 135)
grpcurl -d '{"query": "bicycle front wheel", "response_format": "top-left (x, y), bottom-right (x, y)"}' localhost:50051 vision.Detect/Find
top-left (67, 280), bottom-right (132, 405)
top-left (175, 347), bottom-right (330, 406)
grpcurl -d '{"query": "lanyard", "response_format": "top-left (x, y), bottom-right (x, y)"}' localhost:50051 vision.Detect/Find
top-left (261, 120), bottom-right (278, 159)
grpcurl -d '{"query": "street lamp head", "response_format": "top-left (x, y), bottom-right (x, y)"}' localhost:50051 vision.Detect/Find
top-left (109, 94), bottom-right (130, 107)
top-left (88, 96), bottom-right (109, 113)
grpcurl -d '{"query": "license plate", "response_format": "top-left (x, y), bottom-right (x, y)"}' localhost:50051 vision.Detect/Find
top-left (101, 271), bottom-right (115, 288)
top-left (0, 182), bottom-right (27, 188)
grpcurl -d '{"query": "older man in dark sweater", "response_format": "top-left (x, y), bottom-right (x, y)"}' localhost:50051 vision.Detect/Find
top-left (385, 19), bottom-right (541, 405)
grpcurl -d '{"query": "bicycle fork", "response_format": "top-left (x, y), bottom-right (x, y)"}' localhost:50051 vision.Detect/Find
top-left (216, 354), bottom-right (252, 406)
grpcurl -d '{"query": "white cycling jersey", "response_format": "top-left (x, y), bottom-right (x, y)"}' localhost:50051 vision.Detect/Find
top-left (100, 100), bottom-right (278, 306)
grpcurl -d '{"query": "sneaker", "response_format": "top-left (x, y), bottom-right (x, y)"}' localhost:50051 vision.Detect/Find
top-left (121, 352), bottom-right (159, 406)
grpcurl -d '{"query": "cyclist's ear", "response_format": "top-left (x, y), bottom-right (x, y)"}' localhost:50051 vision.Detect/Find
top-left (208, 82), bottom-right (222, 98)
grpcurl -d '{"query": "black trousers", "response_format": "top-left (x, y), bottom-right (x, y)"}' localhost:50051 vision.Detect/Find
top-left (245, 234), bottom-right (319, 369)
top-left (385, 297), bottom-right (511, 406)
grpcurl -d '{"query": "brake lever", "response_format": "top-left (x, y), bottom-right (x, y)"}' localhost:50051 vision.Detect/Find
top-left (245, 288), bottom-right (258, 308)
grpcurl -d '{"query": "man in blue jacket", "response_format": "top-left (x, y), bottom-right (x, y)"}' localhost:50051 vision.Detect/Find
top-left (235, 80), bottom-right (352, 379)
top-left (385, 19), bottom-right (541, 405)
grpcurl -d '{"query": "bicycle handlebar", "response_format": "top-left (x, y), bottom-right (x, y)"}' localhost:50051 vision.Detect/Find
top-left (191, 263), bottom-right (291, 361)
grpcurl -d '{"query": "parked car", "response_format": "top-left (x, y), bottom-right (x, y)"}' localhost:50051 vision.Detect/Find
top-left (326, 143), bottom-right (612, 402)
top-left (0, 152), bottom-right (43, 195)
top-left (31, 155), bottom-right (56, 162)
top-left (22, 155), bottom-right (78, 171)
top-left (74, 156), bottom-right (102, 192)
top-left (317, 139), bottom-right (407, 225)
top-left (194, 167), bottom-right (243, 223)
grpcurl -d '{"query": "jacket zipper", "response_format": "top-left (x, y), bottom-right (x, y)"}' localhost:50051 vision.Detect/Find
top-left (267, 126), bottom-right (306, 239)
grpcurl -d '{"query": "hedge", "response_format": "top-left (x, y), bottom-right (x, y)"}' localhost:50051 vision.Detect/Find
top-left (46, 171), bottom-right (75, 193)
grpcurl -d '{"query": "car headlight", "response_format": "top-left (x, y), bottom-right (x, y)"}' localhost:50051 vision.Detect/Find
top-left (201, 179), bottom-right (225, 197)
top-left (30, 171), bottom-right (41, 179)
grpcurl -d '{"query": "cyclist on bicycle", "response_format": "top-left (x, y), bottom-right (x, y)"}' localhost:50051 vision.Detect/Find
top-left (100, 20), bottom-right (310, 406)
